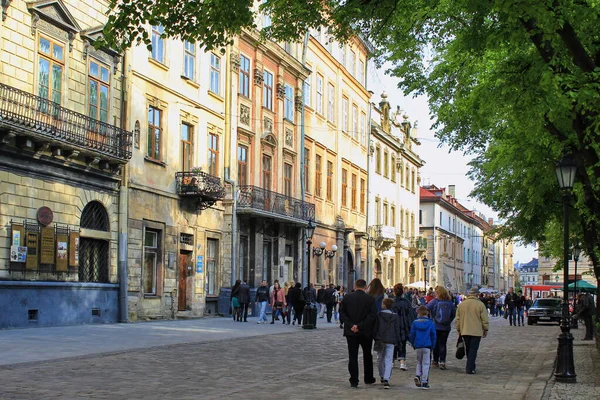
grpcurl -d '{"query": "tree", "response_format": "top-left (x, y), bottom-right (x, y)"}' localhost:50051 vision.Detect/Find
top-left (100, 0), bottom-right (600, 318)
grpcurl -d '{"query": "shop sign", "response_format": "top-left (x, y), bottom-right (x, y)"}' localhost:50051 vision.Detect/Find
top-left (40, 227), bottom-right (55, 265)
top-left (56, 234), bottom-right (68, 272)
top-left (25, 232), bottom-right (39, 270)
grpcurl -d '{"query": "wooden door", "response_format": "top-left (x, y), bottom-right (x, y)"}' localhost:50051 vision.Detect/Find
top-left (178, 253), bottom-right (188, 311)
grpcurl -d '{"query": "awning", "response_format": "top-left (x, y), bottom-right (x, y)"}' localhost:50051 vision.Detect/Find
top-left (523, 285), bottom-right (562, 291)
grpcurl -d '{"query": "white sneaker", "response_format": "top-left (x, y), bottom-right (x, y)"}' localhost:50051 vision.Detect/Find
top-left (400, 360), bottom-right (407, 371)
top-left (257, 321), bottom-right (261, 324)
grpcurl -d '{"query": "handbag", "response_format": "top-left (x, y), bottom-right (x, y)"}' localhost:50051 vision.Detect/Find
top-left (503, 308), bottom-right (508, 319)
top-left (274, 301), bottom-right (283, 308)
top-left (455, 335), bottom-right (466, 359)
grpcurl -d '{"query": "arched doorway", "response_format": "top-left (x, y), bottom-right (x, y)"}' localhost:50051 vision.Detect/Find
top-left (345, 249), bottom-right (354, 288)
top-left (79, 201), bottom-right (110, 283)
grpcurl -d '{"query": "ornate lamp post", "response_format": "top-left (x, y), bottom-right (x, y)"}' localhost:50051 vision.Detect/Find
top-left (422, 257), bottom-right (429, 293)
top-left (554, 155), bottom-right (577, 383)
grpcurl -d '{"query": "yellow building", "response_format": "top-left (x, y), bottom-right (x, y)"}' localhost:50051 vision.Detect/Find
top-left (0, 0), bottom-right (132, 327)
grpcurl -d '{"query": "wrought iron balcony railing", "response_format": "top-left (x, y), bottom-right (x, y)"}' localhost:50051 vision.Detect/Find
top-left (176, 170), bottom-right (225, 200)
top-left (410, 236), bottom-right (428, 250)
top-left (237, 185), bottom-right (315, 222)
top-left (0, 82), bottom-right (132, 161)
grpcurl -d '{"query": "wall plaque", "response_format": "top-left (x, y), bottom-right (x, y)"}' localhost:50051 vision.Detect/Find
top-left (56, 234), bottom-right (68, 272)
top-left (69, 232), bottom-right (80, 267)
top-left (25, 232), bottom-right (39, 270)
top-left (40, 227), bottom-right (56, 264)
top-left (37, 206), bottom-right (54, 226)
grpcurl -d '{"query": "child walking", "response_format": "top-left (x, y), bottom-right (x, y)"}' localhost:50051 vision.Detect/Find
top-left (374, 298), bottom-right (401, 389)
top-left (409, 305), bottom-right (437, 389)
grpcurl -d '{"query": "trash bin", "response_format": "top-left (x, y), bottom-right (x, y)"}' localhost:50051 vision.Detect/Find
top-left (302, 303), bottom-right (317, 329)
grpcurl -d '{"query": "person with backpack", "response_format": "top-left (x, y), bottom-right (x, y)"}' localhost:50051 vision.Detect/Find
top-left (426, 286), bottom-right (456, 370)
top-left (391, 283), bottom-right (416, 371)
top-left (374, 298), bottom-right (402, 389)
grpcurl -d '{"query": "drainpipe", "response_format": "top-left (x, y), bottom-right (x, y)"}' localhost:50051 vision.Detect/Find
top-left (118, 52), bottom-right (129, 323)
top-left (300, 31), bottom-right (309, 285)
top-left (224, 43), bottom-right (238, 286)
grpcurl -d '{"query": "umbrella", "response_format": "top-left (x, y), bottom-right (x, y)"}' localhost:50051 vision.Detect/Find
top-left (567, 280), bottom-right (597, 294)
top-left (405, 281), bottom-right (428, 289)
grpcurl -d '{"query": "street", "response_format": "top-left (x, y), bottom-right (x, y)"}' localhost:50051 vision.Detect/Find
top-left (0, 316), bottom-right (595, 400)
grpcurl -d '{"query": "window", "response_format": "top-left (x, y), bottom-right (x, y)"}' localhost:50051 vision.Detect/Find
top-left (325, 33), bottom-right (333, 53)
top-left (327, 83), bottom-right (335, 122)
top-left (375, 198), bottom-right (381, 224)
top-left (375, 146), bottom-right (381, 174)
top-left (315, 154), bottom-right (322, 197)
top-left (143, 229), bottom-right (159, 294)
top-left (360, 178), bottom-right (365, 213)
top-left (349, 50), bottom-right (356, 76)
top-left (151, 25), bottom-right (165, 63)
top-left (383, 203), bottom-right (389, 225)
top-left (399, 161), bottom-right (404, 185)
top-left (440, 212), bottom-right (442, 225)
top-left (304, 148), bottom-right (310, 193)
top-left (147, 106), bottom-right (162, 160)
top-left (338, 97), bottom-right (348, 133)
top-left (210, 54), bottom-right (221, 94)
top-left (352, 104), bottom-right (358, 140)
top-left (262, 154), bottom-right (272, 190)
top-left (284, 42), bottom-right (292, 54)
top-left (183, 41), bottom-right (195, 79)
top-left (341, 168), bottom-right (348, 207)
top-left (262, 0), bottom-right (272, 28)
top-left (238, 144), bottom-right (248, 185)
top-left (391, 205), bottom-right (396, 227)
top-left (284, 163), bottom-right (293, 197)
top-left (38, 36), bottom-right (64, 105)
top-left (405, 165), bottom-right (410, 187)
top-left (263, 71), bottom-right (273, 110)
top-left (360, 112), bottom-right (367, 145)
top-left (206, 239), bottom-right (218, 295)
top-left (181, 123), bottom-right (193, 171)
top-left (316, 75), bottom-right (324, 115)
top-left (351, 173), bottom-right (357, 210)
top-left (326, 161), bottom-right (333, 201)
top-left (284, 84), bottom-right (294, 120)
top-left (239, 55), bottom-right (250, 97)
top-left (419, 210), bottom-right (422, 224)
top-left (340, 44), bottom-right (346, 66)
top-left (411, 170), bottom-right (416, 192)
top-left (208, 133), bottom-right (219, 176)
top-left (88, 60), bottom-right (110, 122)
top-left (384, 150), bottom-right (389, 178)
top-left (303, 77), bottom-right (311, 107)
top-left (391, 155), bottom-right (396, 182)
top-left (358, 59), bottom-right (365, 85)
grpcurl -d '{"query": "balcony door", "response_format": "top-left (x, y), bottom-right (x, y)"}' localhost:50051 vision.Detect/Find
top-left (262, 154), bottom-right (272, 211)
top-left (181, 123), bottom-right (193, 171)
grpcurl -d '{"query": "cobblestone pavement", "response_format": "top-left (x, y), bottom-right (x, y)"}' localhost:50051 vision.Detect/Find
top-left (0, 316), bottom-right (595, 400)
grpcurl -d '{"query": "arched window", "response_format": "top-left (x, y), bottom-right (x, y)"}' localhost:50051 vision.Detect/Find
top-left (79, 201), bottom-right (110, 283)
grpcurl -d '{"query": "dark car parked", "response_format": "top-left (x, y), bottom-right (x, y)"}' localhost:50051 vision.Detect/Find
top-left (527, 298), bottom-right (562, 325)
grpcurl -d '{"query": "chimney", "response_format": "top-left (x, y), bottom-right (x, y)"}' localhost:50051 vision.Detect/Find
top-left (448, 185), bottom-right (456, 198)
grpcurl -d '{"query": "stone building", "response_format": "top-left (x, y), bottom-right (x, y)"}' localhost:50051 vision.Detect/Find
top-left (0, 0), bottom-right (132, 328)
top-left (369, 94), bottom-right (425, 288)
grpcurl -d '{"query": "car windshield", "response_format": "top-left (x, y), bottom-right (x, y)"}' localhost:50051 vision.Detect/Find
top-left (533, 299), bottom-right (561, 307)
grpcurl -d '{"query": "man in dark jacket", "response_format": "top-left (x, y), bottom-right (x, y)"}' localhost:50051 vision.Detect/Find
top-left (255, 280), bottom-right (270, 324)
top-left (392, 283), bottom-right (415, 370)
top-left (340, 279), bottom-right (377, 388)
top-left (324, 284), bottom-right (337, 323)
top-left (505, 287), bottom-right (519, 326)
top-left (237, 280), bottom-right (251, 322)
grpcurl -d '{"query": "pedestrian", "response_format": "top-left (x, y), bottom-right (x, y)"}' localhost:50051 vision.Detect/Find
top-left (426, 286), bottom-right (456, 370)
top-left (339, 279), bottom-right (377, 388)
top-left (505, 287), bottom-right (519, 326)
top-left (573, 293), bottom-right (596, 340)
top-left (288, 282), bottom-right (305, 326)
top-left (374, 298), bottom-right (401, 389)
top-left (270, 281), bottom-right (286, 324)
top-left (391, 283), bottom-right (415, 371)
top-left (255, 280), bottom-right (270, 324)
top-left (237, 280), bottom-right (251, 322)
top-left (230, 279), bottom-right (241, 321)
top-left (270, 279), bottom-right (280, 320)
top-left (367, 278), bottom-right (385, 312)
top-left (284, 281), bottom-right (294, 325)
top-left (303, 282), bottom-right (317, 305)
top-left (409, 305), bottom-right (436, 389)
top-left (324, 283), bottom-right (337, 323)
top-left (455, 287), bottom-right (489, 374)
top-left (334, 286), bottom-right (344, 324)
top-left (516, 290), bottom-right (526, 327)
top-left (318, 282), bottom-right (327, 319)
top-left (488, 294), bottom-right (496, 317)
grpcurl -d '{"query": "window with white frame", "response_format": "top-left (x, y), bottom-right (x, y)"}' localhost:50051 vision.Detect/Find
top-left (143, 229), bottom-right (160, 294)
top-left (206, 238), bottom-right (218, 295)
top-left (303, 77), bottom-right (311, 107)
top-left (151, 25), bottom-right (165, 63)
top-left (183, 41), bottom-right (195, 79)
top-left (342, 97), bottom-right (349, 133)
top-left (349, 50), bottom-right (356, 76)
top-left (284, 84), bottom-right (294, 120)
top-left (316, 74), bottom-right (323, 115)
top-left (263, 71), bottom-right (273, 110)
top-left (210, 54), bottom-right (221, 94)
top-left (239, 55), bottom-right (251, 97)
top-left (262, 0), bottom-right (271, 28)
top-left (38, 36), bottom-right (64, 106)
top-left (358, 59), bottom-right (365, 85)
top-left (88, 60), bottom-right (110, 122)
top-left (352, 104), bottom-right (358, 140)
top-left (327, 83), bottom-right (335, 122)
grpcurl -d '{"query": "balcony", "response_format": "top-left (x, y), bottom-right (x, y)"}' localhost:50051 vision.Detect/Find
top-left (0, 83), bottom-right (132, 165)
top-left (409, 236), bottom-right (428, 257)
top-left (373, 225), bottom-right (396, 253)
top-left (237, 185), bottom-right (315, 224)
top-left (175, 170), bottom-right (225, 210)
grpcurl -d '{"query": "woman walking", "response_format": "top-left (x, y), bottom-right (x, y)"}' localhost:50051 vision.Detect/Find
top-left (426, 286), bottom-right (456, 370)
top-left (231, 279), bottom-right (241, 322)
top-left (367, 278), bottom-right (386, 312)
top-left (270, 281), bottom-right (286, 324)
top-left (392, 283), bottom-right (415, 371)
top-left (288, 282), bottom-right (305, 325)
top-left (284, 281), bottom-right (294, 325)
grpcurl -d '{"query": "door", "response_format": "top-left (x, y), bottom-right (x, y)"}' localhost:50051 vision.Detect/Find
top-left (178, 253), bottom-right (188, 311)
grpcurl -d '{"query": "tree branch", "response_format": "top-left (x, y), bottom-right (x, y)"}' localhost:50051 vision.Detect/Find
top-left (544, 117), bottom-right (568, 142)
top-left (557, 21), bottom-right (596, 73)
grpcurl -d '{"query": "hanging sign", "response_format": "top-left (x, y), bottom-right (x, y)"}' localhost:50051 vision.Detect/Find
top-left (69, 232), bottom-right (80, 267)
top-left (25, 232), bottom-right (39, 270)
top-left (56, 234), bottom-right (68, 272)
top-left (40, 227), bottom-right (56, 265)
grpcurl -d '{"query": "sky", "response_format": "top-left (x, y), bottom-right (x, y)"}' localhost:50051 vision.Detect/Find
top-left (367, 64), bottom-right (537, 265)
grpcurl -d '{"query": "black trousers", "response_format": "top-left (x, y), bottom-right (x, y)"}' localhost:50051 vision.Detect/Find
top-left (238, 303), bottom-right (249, 321)
top-left (433, 329), bottom-right (450, 362)
top-left (346, 335), bottom-right (374, 385)
top-left (583, 315), bottom-right (595, 339)
top-left (462, 335), bottom-right (481, 373)
top-left (326, 302), bottom-right (334, 322)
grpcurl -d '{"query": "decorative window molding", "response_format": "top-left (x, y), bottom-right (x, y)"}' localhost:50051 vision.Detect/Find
top-left (231, 51), bottom-right (241, 72)
top-left (28, 0), bottom-right (80, 52)
top-left (81, 26), bottom-right (121, 74)
top-left (276, 82), bottom-right (286, 100)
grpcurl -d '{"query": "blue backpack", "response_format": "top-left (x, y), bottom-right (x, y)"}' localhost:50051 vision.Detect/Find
top-left (434, 300), bottom-right (453, 325)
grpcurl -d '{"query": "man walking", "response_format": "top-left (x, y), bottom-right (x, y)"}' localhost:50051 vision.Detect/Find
top-left (574, 293), bottom-right (596, 340)
top-left (324, 284), bottom-right (337, 323)
top-left (317, 282), bottom-right (327, 318)
top-left (505, 287), bottom-right (519, 326)
top-left (237, 280), bottom-right (251, 322)
top-left (456, 287), bottom-right (489, 374)
top-left (340, 279), bottom-right (377, 388)
top-left (255, 280), bottom-right (270, 324)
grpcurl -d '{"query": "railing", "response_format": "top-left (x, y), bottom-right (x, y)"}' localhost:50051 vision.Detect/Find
top-left (237, 185), bottom-right (315, 221)
top-left (374, 225), bottom-right (396, 240)
top-left (410, 236), bottom-right (428, 250)
top-left (0, 83), bottom-right (132, 160)
top-left (175, 170), bottom-right (225, 200)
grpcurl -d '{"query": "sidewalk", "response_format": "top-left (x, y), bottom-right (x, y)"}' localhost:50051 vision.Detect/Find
top-left (0, 315), bottom-right (338, 367)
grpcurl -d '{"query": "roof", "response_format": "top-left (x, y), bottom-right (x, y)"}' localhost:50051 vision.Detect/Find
top-left (420, 185), bottom-right (492, 231)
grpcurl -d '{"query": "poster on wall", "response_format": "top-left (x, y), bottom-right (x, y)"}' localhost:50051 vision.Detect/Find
top-left (25, 232), bottom-right (39, 270)
top-left (56, 234), bottom-right (68, 272)
top-left (69, 232), bottom-right (79, 267)
top-left (11, 224), bottom-right (24, 246)
top-left (40, 227), bottom-right (56, 265)
top-left (196, 255), bottom-right (203, 274)
top-left (10, 246), bottom-right (27, 263)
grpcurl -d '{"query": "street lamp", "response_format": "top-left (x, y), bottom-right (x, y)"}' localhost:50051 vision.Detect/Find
top-left (422, 256), bottom-right (429, 293)
top-left (554, 155), bottom-right (577, 383)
